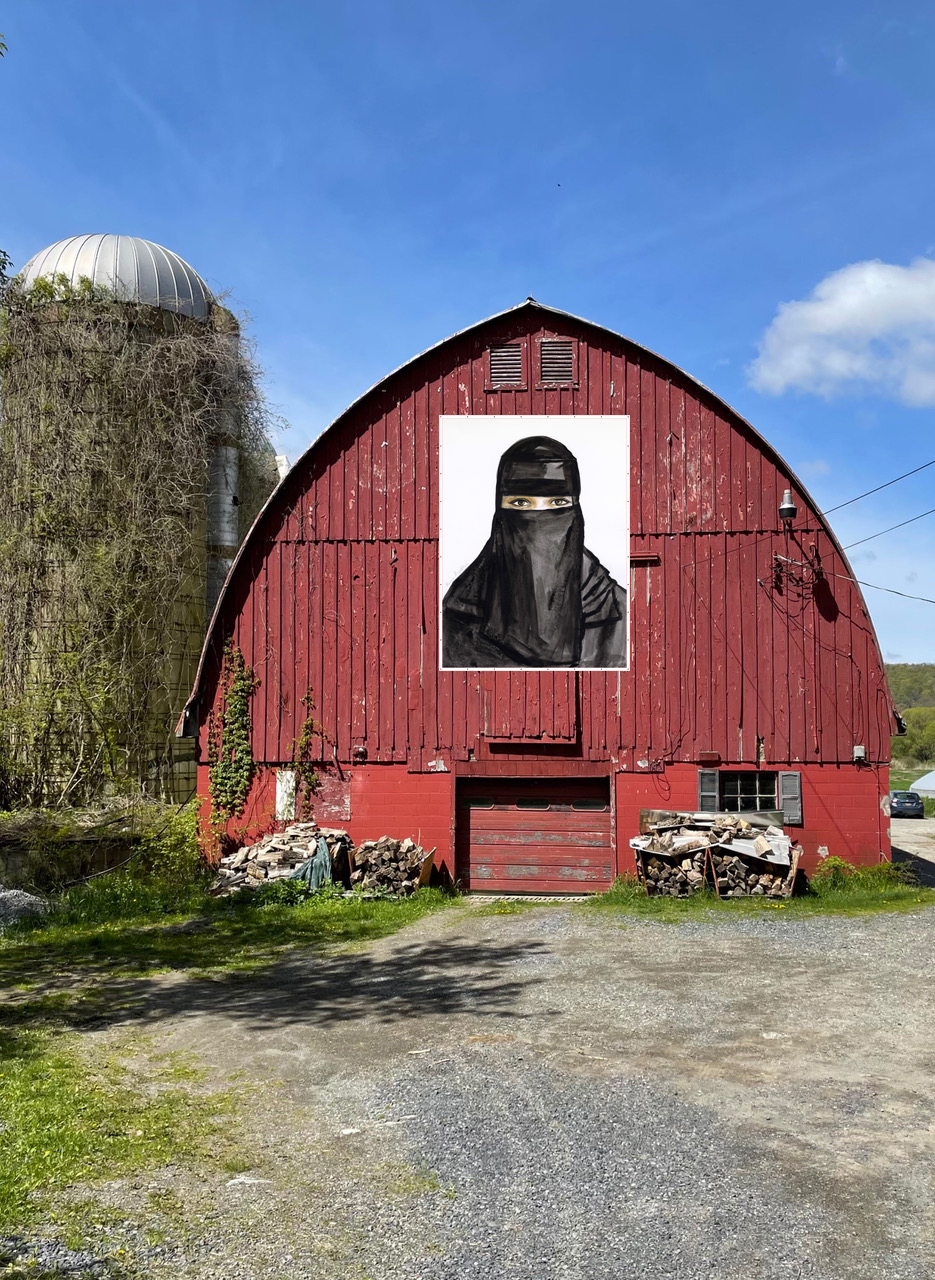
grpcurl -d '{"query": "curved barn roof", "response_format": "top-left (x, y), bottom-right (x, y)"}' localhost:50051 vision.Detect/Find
top-left (180, 298), bottom-right (889, 727)
top-left (19, 234), bottom-right (213, 320)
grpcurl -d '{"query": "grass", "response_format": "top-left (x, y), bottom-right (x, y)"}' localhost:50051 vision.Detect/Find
top-left (0, 1016), bottom-right (238, 1240)
top-left (0, 881), bottom-right (458, 995)
top-left (0, 834), bottom-right (460, 1264)
top-left (583, 862), bottom-right (935, 921)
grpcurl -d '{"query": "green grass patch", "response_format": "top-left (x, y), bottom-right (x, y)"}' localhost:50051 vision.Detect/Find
top-left (0, 835), bottom-right (459, 1257)
top-left (583, 863), bottom-right (935, 921)
top-left (0, 1020), bottom-right (237, 1238)
top-left (0, 881), bottom-right (458, 996)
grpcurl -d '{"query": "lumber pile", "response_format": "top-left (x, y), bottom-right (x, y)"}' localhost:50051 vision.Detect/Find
top-left (631, 811), bottom-right (799, 899)
top-left (210, 822), bottom-right (433, 898)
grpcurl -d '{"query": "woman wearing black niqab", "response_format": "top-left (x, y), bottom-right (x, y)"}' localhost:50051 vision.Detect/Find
top-left (442, 436), bottom-right (628, 668)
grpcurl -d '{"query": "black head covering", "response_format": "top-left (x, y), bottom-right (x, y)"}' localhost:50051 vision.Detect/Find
top-left (482, 436), bottom-right (585, 666)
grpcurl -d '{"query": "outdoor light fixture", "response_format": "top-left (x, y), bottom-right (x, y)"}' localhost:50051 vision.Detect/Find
top-left (779, 489), bottom-right (797, 522)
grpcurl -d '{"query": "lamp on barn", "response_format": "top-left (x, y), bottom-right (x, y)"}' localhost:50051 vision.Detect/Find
top-left (779, 489), bottom-right (797, 523)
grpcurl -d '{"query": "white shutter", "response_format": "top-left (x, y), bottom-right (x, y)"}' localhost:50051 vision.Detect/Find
top-left (697, 769), bottom-right (719, 812)
top-left (779, 772), bottom-right (802, 825)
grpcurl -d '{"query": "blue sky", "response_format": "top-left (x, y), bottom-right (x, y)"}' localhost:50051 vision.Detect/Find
top-left (2, 0), bottom-right (935, 659)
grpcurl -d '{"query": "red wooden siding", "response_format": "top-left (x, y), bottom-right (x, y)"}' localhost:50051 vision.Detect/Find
top-left (455, 778), bottom-right (614, 894)
top-left (192, 302), bottom-right (894, 777)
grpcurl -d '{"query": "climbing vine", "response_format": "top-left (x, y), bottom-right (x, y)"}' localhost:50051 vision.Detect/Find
top-left (207, 642), bottom-right (258, 824)
top-left (0, 273), bottom-right (280, 807)
top-left (291, 688), bottom-right (333, 816)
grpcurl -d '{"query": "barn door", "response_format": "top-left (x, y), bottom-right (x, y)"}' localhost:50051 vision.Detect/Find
top-left (456, 777), bottom-right (613, 894)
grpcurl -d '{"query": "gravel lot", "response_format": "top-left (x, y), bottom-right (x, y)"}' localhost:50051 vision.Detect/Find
top-left (52, 902), bottom-right (935, 1278)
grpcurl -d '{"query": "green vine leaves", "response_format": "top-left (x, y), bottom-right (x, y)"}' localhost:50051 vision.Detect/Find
top-left (207, 643), bottom-right (258, 825)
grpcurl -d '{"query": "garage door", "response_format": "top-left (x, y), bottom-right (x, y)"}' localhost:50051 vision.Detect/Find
top-left (456, 778), bottom-right (613, 894)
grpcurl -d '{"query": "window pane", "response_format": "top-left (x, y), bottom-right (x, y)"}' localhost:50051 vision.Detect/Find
top-left (516, 798), bottom-right (549, 810)
top-left (718, 772), bottom-right (778, 812)
top-left (573, 798), bottom-right (607, 810)
top-left (463, 797), bottom-right (494, 808)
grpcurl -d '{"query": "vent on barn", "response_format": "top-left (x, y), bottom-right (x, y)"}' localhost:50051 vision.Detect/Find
top-left (488, 344), bottom-right (524, 386)
top-left (539, 339), bottom-right (574, 384)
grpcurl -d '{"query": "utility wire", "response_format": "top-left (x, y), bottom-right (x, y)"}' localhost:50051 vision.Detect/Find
top-left (822, 568), bottom-right (935, 607)
top-left (855, 579), bottom-right (935, 606)
top-left (842, 506), bottom-right (935, 551)
top-left (822, 456), bottom-right (935, 514)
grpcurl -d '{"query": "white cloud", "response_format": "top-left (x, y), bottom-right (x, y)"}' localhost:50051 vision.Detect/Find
top-left (749, 257), bottom-right (935, 406)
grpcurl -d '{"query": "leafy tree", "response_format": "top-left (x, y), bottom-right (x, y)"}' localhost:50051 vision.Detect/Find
top-left (896, 707), bottom-right (935, 764)
top-left (885, 663), bottom-right (935, 711)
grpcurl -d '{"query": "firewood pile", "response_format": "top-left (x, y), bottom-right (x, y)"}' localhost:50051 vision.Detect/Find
top-left (631, 810), bottom-right (800, 899)
top-left (351, 835), bottom-right (434, 895)
top-left (210, 822), bottom-right (434, 897)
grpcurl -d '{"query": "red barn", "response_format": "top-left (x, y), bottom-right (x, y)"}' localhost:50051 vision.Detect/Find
top-left (181, 301), bottom-right (898, 890)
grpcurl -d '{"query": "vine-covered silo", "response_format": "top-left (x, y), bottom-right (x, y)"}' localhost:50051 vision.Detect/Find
top-left (0, 234), bottom-right (279, 806)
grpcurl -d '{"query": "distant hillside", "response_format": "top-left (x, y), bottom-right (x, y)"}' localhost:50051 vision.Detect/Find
top-left (886, 664), bottom-right (935, 710)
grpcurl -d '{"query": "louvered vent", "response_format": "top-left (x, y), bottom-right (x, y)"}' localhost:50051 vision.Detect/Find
top-left (540, 339), bottom-right (574, 383)
top-left (489, 344), bottom-right (523, 385)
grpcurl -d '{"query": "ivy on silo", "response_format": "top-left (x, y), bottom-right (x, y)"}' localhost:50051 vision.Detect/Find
top-left (0, 274), bottom-right (280, 808)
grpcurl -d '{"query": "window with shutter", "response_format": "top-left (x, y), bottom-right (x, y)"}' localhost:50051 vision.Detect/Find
top-left (539, 339), bottom-right (575, 385)
top-left (779, 772), bottom-right (803, 825)
top-left (697, 769), bottom-right (719, 811)
top-left (488, 344), bottom-right (524, 387)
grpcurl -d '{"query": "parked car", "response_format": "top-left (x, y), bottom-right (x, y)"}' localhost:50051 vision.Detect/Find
top-left (890, 790), bottom-right (925, 818)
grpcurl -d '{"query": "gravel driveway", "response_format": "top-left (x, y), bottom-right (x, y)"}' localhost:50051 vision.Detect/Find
top-left (79, 902), bottom-right (935, 1279)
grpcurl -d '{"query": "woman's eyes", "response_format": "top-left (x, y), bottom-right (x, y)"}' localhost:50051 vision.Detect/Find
top-left (503, 495), bottom-right (572, 509)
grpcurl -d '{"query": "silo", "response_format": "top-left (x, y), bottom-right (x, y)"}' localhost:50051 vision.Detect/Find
top-left (0, 234), bottom-right (277, 806)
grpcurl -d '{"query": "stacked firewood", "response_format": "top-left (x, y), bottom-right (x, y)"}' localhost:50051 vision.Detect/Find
top-left (631, 810), bottom-right (799, 900)
top-left (350, 835), bottom-right (434, 896)
top-left (641, 850), bottom-right (709, 897)
top-left (711, 851), bottom-right (794, 898)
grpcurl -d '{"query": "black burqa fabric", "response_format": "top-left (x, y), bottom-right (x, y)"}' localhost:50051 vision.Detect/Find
top-left (443, 436), bottom-right (627, 669)
top-left (483, 437), bottom-right (585, 665)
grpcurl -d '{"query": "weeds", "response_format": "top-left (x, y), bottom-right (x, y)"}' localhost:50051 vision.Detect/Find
top-left (0, 858), bottom-right (458, 1259)
top-left (585, 861), bottom-right (935, 921)
top-left (0, 1023), bottom-right (237, 1236)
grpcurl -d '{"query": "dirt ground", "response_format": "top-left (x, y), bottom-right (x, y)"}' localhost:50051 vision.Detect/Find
top-left (68, 897), bottom-right (935, 1280)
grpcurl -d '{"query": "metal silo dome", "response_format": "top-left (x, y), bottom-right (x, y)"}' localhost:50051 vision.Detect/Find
top-left (18, 234), bottom-right (212, 320)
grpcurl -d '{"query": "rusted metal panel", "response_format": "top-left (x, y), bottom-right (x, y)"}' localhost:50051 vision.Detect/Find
top-left (192, 301), bottom-right (896, 776)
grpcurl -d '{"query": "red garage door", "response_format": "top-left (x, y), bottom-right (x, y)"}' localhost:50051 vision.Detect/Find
top-left (456, 778), bottom-right (613, 894)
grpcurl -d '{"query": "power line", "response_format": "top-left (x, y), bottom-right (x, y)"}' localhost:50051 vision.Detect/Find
top-left (822, 456), bottom-right (935, 514)
top-left (825, 570), bottom-right (935, 608)
top-left (858, 580), bottom-right (935, 606)
top-left (843, 506), bottom-right (935, 550)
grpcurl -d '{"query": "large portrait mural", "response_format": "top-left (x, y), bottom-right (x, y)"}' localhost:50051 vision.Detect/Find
top-left (439, 416), bottom-right (629, 670)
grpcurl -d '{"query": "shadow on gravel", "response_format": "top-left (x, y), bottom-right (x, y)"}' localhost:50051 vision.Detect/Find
top-left (3, 936), bottom-right (550, 1039)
